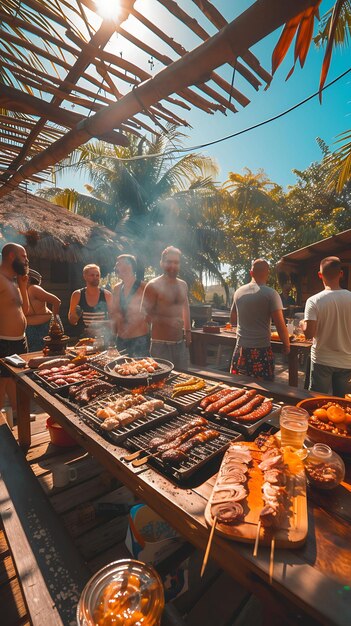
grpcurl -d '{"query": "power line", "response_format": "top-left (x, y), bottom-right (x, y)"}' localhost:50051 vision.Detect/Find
top-left (52, 64), bottom-right (351, 174)
top-left (121, 65), bottom-right (351, 158)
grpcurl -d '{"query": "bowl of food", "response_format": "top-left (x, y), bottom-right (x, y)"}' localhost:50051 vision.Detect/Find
top-left (104, 356), bottom-right (174, 388)
top-left (296, 397), bottom-right (351, 454)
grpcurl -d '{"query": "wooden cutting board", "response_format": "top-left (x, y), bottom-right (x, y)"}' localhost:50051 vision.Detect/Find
top-left (204, 442), bottom-right (308, 548)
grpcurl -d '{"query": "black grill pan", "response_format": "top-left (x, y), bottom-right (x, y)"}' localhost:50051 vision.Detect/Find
top-left (124, 414), bottom-right (242, 482)
top-left (79, 391), bottom-right (177, 443)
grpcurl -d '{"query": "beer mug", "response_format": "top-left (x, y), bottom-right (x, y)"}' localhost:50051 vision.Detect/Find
top-left (280, 405), bottom-right (309, 450)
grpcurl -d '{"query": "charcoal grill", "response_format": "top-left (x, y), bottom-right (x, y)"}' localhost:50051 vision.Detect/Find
top-left (124, 414), bottom-right (242, 482)
top-left (155, 372), bottom-right (221, 412)
top-left (198, 400), bottom-right (282, 436)
top-left (79, 390), bottom-right (177, 443)
top-left (32, 366), bottom-right (102, 391)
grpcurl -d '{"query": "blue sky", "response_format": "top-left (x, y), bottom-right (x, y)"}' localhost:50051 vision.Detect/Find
top-left (55, 0), bottom-right (351, 191)
top-left (179, 0), bottom-right (351, 188)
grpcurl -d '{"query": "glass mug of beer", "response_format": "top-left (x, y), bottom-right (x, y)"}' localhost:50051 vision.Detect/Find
top-left (279, 405), bottom-right (309, 450)
top-left (77, 559), bottom-right (164, 626)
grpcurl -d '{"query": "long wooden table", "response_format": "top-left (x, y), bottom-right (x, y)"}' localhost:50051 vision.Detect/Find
top-left (190, 329), bottom-right (312, 387)
top-left (4, 357), bottom-right (351, 626)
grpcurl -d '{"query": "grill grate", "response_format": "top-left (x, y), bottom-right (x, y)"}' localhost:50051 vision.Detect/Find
top-left (79, 391), bottom-right (177, 443)
top-left (156, 373), bottom-right (221, 411)
top-left (124, 414), bottom-right (242, 482)
top-left (54, 380), bottom-right (120, 412)
top-left (32, 366), bottom-right (102, 391)
top-left (197, 402), bottom-right (281, 436)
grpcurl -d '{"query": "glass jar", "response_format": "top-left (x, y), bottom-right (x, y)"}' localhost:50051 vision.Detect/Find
top-left (77, 559), bottom-right (165, 626)
top-left (304, 443), bottom-right (345, 490)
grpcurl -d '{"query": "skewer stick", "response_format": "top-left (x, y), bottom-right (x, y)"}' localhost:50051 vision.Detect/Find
top-left (269, 536), bottom-right (275, 584)
top-left (123, 450), bottom-right (141, 462)
top-left (200, 515), bottom-right (218, 578)
top-left (253, 520), bottom-right (261, 557)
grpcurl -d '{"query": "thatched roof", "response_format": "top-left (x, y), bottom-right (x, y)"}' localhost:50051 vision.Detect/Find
top-left (0, 0), bottom-right (317, 196)
top-left (0, 189), bottom-right (124, 268)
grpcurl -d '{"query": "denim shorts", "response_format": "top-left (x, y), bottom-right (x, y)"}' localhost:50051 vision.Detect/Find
top-left (116, 334), bottom-right (150, 358)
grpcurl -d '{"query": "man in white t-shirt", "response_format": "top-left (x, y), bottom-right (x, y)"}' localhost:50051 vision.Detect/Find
top-left (303, 256), bottom-right (351, 396)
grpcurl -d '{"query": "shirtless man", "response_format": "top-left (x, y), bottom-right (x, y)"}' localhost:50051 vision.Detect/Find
top-left (0, 243), bottom-right (29, 411)
top-left (112, 255), bottom-right (150, 357)
top-left (26, 269), bottom-right (61, 352)
top-left (68, 264), bottom-right (113, 338)
top-left (141, 246), bottom-right (191, 369)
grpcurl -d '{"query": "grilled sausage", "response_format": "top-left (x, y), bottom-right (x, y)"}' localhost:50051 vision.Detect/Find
top-left (226, 394), bottom-right (265, 419)
top-left (205, 388), bottom-right (246, 414)
top-left (200, 387), bottom-right (234, 409)
top-left (234, 400), bottom-right (273, 422)
top-left (218, 389), bottom-right (257, 415)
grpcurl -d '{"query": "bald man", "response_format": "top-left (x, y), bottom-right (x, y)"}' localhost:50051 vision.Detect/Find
top-left (0, 243), bottom-right (29, 412)
top-left (230, 259), bottom-right (289, 380)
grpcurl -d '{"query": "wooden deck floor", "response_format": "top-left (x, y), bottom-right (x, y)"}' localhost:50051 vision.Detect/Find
top-left (0, 411), bottom-right (265, 626)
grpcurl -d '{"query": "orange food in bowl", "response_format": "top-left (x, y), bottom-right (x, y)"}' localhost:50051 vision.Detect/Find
top-left (326, 405), bottom-right (346, 424)
top-left (313, 408), bottom-right (328, 421)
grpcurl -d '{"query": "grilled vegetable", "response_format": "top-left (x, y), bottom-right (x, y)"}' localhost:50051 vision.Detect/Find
top-left (173, 376), bottom-right (200, 389)
top-left (171, 379), bottom-right (206, 397)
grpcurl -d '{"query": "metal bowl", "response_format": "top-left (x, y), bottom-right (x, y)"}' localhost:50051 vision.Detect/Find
top-left (297, 397), bottom-right (351, 454)
top-left (104, 357), bottom-right (174, 388)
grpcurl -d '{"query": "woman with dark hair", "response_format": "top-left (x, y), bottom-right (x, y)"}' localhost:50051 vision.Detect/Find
top-left (26, 269), bottom-right (61, 351)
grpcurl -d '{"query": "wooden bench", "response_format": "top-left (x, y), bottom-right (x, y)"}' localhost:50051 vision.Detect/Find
top-left (0, 412), bottom-right (90, 625)
top-left (0, 413), bottom-right (187, 626)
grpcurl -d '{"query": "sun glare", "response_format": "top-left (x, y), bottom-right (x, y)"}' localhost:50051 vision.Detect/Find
top-left (94, 0), bottom-right (121, 21)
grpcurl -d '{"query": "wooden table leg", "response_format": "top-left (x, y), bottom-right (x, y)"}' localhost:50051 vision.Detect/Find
top-left (288, 346), bottom-right (298, 387)
top-left (16, 381), bottom-right (31, 449)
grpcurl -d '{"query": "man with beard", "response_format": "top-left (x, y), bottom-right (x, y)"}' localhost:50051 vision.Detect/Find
top-left (112, 255), bottom-right (150, 357)
top-left (69, 264), bottom-right (113, 338)
top-left (0, 243), bottom-right (29, 413)
top-left (141, 246), bottom-right (191, 369)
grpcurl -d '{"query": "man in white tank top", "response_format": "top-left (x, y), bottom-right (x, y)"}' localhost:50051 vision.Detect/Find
top-left (303, 256), bottom-right (351, 396)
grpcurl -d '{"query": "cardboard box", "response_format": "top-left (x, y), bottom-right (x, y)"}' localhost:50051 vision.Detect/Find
top-left (125, 503), bottom-right (184, 565)
top-left (125, 504), bottom-right (188, 601)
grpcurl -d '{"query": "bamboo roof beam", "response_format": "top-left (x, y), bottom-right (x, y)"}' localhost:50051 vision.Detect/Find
top-left (0, 115), bottom-right (37, 131)
top-left (0, 46), bottom-right (125, 99)
top-left (68, 29), bottom-right (229, 114)
top-left (0, 50), bottom-right (116, 106)
top-left (0, 0), bottom-right (318, 197)
top-left (190, 0), bottom-right (272, 85)
top-left (1, 5), bottom-right (134, 182)
top-left (0, 85), bottom-right (128, 146)
top-left (127, 10), bottom-right (263, 93)
top-left (0, 11), bottom-right (81, 58)
top-left (118, 26), bottom-right (241, 111)
top-left (17, 0), bottom-right (69, 29)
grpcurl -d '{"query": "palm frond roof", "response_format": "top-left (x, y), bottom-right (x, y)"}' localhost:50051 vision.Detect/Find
top-left (0, 188), bottom-right (124, 266)
top-left (0, 0), bottom-right (317, 196)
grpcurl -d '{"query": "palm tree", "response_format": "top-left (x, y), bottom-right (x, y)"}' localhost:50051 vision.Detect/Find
top-left (272, 1), bottom-right (351, 191)
top-left (38, 126), bottom-right (227, 291)
top-left (219, 168), bottom-right (283, 282)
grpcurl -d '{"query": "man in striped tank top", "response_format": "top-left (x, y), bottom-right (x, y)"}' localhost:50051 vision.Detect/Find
top-left (68, 264), bottom-right (113, 338)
